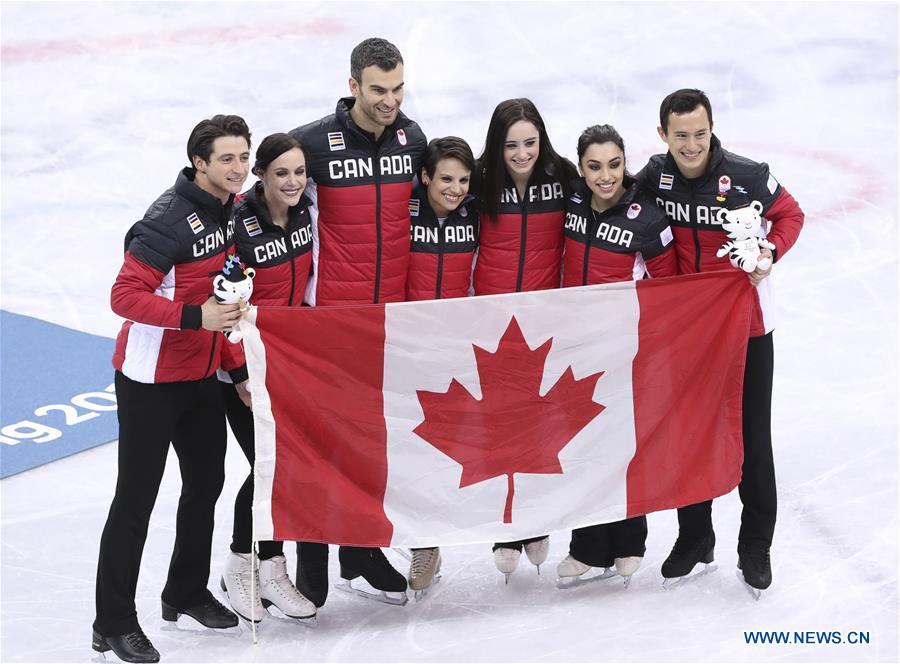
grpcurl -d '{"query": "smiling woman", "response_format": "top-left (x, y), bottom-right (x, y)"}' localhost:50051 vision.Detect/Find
top-left (469, 99), bottom-right (578, 580)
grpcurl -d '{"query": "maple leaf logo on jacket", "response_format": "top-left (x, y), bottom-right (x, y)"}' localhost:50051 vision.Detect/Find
top-left (413, 316), bottom-right (606, 523)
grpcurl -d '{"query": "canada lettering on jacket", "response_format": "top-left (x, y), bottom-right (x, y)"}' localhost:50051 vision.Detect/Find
top-left (656, 197), bottom-right (724, 225)
top-left (328, 154), bottom-right (414, 180)
top-left (253, 226), bottom-right (312, 263)
top-left (191, 223), bottom-right (233, 258)
top-left (565, 212), bottom-right (633, 247)
top-left (500, 182), bottom-right (565, 204)
top-left (412, 224), bottom-right (475, 244)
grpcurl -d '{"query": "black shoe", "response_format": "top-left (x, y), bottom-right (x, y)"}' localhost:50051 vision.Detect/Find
top-left (296, 542), bottom-right (329, 608)
top-left (738, 541), bottom-right (772, 590)
top-left (661, 531), bottom-right (716, 579)
top-left (92, 628), bottom-right (160, 663)
top-left (161, 590), bottom-right (238, 628)
top-left (339, 546), bottom-right (408, 593)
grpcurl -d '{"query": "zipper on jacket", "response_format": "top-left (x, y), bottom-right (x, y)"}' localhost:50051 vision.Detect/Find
top-left (285, 222), bottom-right (297, 306)
top-left (515, 197), bottom-right (528, 293)
top-left (373, 169), bottom-right (383, 303)
top-left (582, 210), bottom-right (598, 286)
top-left (435, 221), bottom-right (445, 299)
top-left (688, 180), bottom-right (702, 272)
top-left (204, 331), bottom-right (218, 377)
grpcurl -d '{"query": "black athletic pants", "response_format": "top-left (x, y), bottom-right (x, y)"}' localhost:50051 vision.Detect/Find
top-left (94, 372), bottom-right (226, 637)
top-left (676, 332), bottom-right (776, 547)
top-left (569, 517), bottom-right (648, 567)
top-left (221, 381), bottom-right (283, 560)
top-left (492, 535), bottom-right (548, 552)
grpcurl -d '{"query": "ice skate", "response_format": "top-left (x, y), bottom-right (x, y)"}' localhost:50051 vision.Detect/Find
top-left (92, 628), bottom-right (159, 663)
top-left (737, 541), bottom-right (772, 600)
top-left (614, 556), bottom-right (642, 588)
top-left (661, 532), bottom-right (717, 589)
top-left (336, 546), bottom-right (408, 606)
top-left (408, 547), bottom-right (442, 601)
top-left (219, 551), bottom-right (263, 624)
top-left (523, 536), bottom-right (549, 574)
top-left (555, 554), bottom-right (617, 589)
top-left (161, 590), bottom-right (238, 629)
top-left (295, 542), bottom-right (329, 608)
top-left (493, 547), bottom-right (521, 584)
top-left (259, 555), bottom-right (317, 621)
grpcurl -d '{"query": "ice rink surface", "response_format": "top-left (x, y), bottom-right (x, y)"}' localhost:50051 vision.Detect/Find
top-left (1, 1), bottom-right (898, 662)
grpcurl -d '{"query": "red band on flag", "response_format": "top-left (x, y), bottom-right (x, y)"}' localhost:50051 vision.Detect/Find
top-left (627, 272), bottom-right (751, 517)
top-left (255, 304), bottom-right (393, 546)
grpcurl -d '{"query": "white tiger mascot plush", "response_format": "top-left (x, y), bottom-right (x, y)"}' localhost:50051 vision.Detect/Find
top-left (715, 201), bottom-right (776, 273)
top-left (212, 253), bottom-right (255, 343)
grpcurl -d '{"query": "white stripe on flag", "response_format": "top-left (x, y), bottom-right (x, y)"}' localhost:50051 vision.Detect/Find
top-left (382, 282), bottom-right (641, 547)
top-left (241, 307), bottom-right (276, 541)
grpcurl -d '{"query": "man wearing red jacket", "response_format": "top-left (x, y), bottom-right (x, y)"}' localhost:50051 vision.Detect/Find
top-left (289, 37), bottom-right (427, 606)
top-left (637, 89), bottom-right (804, 593)
top-left (92, 116), bottom-right (252, 663)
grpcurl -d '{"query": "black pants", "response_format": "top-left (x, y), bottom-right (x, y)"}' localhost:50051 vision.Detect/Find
top-left (492, 535), bottom-right (547, 552)
top-left (221, 381), bottom-right (283, 560)
top-left (94, 372), bottom-right (226, 636)
top-left (676, 332), bottom-right (776, 547)
top-left (569, 517), bottom-right (648, 568)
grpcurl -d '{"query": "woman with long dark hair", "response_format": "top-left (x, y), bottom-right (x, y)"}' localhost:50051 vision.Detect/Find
top-left (557, 124), bottom-right (676, 587)
top-left (472, 98), bottom-right (577, 580)
top-left (219, 133), bottom-right (317, 623)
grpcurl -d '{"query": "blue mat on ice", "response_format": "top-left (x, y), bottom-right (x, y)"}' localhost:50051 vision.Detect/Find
top-left (1, 310), bottom-right (117, 478)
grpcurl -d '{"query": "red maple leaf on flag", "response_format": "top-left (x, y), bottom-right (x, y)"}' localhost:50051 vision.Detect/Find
top-left (413, 316), bottom-right (606, 523)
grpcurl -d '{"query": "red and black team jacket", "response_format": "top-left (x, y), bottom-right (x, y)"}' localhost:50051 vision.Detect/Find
top-left (232, 182), bottom-right (313, 307)
top-left (406, 181), bottom-right (478, 301)
top-left (636, 135), bottom-right (804, 336)
top-left (111, 168), bottom-right (247, 384)
top-left (290, 98), bottom-right (427, 305)
top-left (473, 169), bottom-right (569, 295)
top-left (562, 178), bottom-right (677, 286)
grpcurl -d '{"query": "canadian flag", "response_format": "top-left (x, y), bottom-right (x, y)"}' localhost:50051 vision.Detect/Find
top-left (241, 272), bottom-right (751, 547)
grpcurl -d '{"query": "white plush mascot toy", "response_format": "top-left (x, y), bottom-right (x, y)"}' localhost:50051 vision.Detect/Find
top-left (715, 201), bottom-right (776, 273)
top-left (212, 253), bottom-right (255, 343)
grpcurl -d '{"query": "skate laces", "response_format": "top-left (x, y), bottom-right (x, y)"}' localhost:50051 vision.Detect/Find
top-left (229, 565), bottom-right (259, 601)
top-left (672, 534), bottom-right (710, 556)
top-left (411, 549), bottom-right (436, 575)
top-left (198, 592), bottom-right (234, 618)
top-left (124, 630), bottom-right (153, 650)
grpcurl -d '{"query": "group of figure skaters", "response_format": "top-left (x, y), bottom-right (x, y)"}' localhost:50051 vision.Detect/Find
top-left (91, 37), bottom-right (805, 663)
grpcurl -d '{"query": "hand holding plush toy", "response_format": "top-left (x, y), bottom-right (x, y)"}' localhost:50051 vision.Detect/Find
top-left (715, 201), bottom-right (777, 273)
top-left (212, 254), bottom-right (255, 343)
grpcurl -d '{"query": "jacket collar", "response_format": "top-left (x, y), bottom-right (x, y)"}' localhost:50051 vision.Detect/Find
top-left (662, 134), bottom-right (725, 184)
top-left (175, 168), bottom-right (234, 222)
top-left (412, 179), bottom-right (476, 223)
top-left (572, 175), bottom-right (639, 215)
top-left (335, 96), bottom-right (413, 141)
top-left (239, 181), bottom-right (311, 231)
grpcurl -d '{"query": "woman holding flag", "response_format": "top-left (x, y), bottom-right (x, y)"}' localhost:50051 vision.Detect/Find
top-left (556, 124), bottom-right (676, 587)
top-left (218, 133), bottom-right (318, 623)
top-left (471, 98), bottom-right (578, 580)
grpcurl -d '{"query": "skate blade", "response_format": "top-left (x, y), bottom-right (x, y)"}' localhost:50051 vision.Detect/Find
top-left (735, 570), bottom-right (763, 601)
top-left (661, 563), bottom-right (718, 589)
top-left (260, 602), bottom-right (319, 626)
top-left (556, 567), bottom-right (618, 589)
top-left (334, 578), bottom-right (408, 606)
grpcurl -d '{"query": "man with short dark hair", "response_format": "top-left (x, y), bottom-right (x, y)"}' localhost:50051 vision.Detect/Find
top-left (637, 89), bottom-right (804, 593)
top-left (92, 115), bottom-right (252, 662)
top-left (289, 37), bottom-right (426, 606)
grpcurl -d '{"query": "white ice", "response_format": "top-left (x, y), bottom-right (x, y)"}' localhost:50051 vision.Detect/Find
top-left (1, 2), bottom-right (898, 662)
